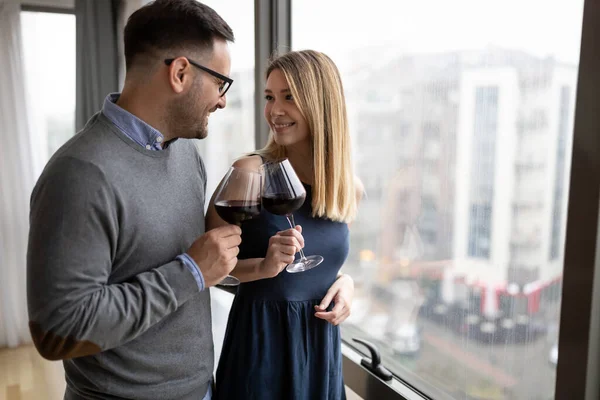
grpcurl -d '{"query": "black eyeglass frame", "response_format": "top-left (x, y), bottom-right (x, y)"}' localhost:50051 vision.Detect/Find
top-left (164, 58), bottom-right (233, 97)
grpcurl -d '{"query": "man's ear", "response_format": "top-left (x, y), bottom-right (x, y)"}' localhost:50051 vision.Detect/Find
top-left (167, 57), bottom-right (191, 94)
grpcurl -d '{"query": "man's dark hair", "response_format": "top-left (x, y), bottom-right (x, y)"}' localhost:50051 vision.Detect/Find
top-left (124, 0), bottom-right (234, 70)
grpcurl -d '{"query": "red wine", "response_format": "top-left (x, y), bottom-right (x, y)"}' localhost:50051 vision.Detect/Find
top-left (215, 200), bottom-right (261, 225)
top-left (261, 194), bottom-right (306, 216)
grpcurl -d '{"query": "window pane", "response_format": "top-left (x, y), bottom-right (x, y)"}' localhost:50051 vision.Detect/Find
top-left (195, 0), bottom-right (255, 200)
top-left (196, 0), bottom-right (255, 362)
top-left (293, 1), bottom-right (583, 398)
top-left (21, 11), bottom-right (75, 172)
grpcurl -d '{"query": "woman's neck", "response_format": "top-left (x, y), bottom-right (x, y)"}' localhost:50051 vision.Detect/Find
top-left (285, 142), bottom-right (314, 185)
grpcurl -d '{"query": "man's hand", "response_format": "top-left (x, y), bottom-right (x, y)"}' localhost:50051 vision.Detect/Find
top-left (259, 226), bottom-right (304, 278)
top-left (314, 274), bottom-right (354, 326)
top-left (186, 225), bottom-right (242, 287)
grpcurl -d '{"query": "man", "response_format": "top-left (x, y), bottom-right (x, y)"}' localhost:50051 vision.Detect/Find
top-left (26, 1), bottom-right (240, 399)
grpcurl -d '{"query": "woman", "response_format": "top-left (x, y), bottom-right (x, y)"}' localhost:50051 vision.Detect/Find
top-left (208, 50), bottom-right (363, 400)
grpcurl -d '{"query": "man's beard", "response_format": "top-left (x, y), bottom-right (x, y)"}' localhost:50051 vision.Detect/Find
top-left (166, 85), bottom-right (210, 140)
top-left (188, 110), bottom-right (209, 140)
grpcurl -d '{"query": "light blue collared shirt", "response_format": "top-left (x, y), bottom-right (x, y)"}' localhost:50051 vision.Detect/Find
top-left (101, 93), bottom-right (206, 294)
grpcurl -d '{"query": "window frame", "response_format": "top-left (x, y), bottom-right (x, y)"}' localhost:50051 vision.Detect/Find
top-left (21, 3), bottom-right (75, 15)
top-left (254, 0), bottom-right (291, 149)
top-left (554, 0), bottom-right (600, 398)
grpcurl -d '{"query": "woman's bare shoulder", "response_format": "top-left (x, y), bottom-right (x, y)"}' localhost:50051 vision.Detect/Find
top-left (232, 154), bottom-right (263, 172)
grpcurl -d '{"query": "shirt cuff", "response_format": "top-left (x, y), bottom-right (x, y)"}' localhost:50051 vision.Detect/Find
top-left (176, 253), bottom-right (205, 292)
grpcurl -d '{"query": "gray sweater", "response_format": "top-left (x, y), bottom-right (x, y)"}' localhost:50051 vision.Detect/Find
top-left (27, 113), bottom-right (212, 399)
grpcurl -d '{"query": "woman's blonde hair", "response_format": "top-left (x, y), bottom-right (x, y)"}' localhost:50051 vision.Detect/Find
top-left (256, 50), bottom-right (357, 223)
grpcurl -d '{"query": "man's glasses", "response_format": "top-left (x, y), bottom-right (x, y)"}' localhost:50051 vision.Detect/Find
top-left (164, 58), bottom-right (233, 97)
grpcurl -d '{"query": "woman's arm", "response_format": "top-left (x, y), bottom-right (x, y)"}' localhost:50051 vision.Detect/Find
top-left (315, 176), bottom-right (364, 324)
top-left (314, 274), bottom-right (354, 325)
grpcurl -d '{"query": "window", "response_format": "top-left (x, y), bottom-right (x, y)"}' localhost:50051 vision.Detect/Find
top-left (293, 0), bottom-right (583, 398)
top-left (467, 87), bottom-right (498, 259)
top-left (468, 204), bottom-right (492, 258)
top-left (195, 0), bottom-right (255, 365)
top-left (194, 0), bottom-right (255, 201)
top-left (21, 11), bottom-right (76, 172)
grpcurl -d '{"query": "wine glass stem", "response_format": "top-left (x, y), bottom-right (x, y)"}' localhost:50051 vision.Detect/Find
top-left (286, 214), bottom-right (307, 261)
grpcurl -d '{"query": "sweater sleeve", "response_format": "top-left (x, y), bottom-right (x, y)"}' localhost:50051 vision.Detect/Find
top-left (27, 156), bottom-right (201, 361)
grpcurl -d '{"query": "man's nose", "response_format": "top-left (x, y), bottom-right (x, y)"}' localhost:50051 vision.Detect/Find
top-left (216, 94), bottom-right (227, 110)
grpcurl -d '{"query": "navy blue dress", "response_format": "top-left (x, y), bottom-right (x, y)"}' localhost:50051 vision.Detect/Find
top-left (214, 183), bottom-right (349, 400)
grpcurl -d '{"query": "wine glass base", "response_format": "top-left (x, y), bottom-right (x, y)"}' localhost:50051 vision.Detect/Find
top-left (286, 255), bottom-right (324, 273)
top-left (218, 275), bottom-right (240, 286)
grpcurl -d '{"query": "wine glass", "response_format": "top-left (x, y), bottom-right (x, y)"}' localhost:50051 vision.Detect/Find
top-left (213, 166), bottom-right (262, 286)
top-left (260, 159), bottom-right (324, 273)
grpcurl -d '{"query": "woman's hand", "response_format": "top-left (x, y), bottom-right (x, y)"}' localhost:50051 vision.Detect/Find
top-left (259, 226), bottom-right (304, 278)
top-left (315, 274), bottom-right (354, 326)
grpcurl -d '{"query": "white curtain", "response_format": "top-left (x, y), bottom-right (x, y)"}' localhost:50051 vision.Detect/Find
top-left (0, 0), bottom-right (36, 348)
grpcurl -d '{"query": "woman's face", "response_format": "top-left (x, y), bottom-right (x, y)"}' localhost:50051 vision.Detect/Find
top-left (263, 69), bottom-right (310, 147)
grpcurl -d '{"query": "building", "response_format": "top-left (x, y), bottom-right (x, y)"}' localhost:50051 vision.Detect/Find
top-left (345, 48), bottom-right (576, 318)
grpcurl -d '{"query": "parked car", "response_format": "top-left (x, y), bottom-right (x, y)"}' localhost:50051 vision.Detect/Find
top-left (387, 323), bottom-right (421, 356)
